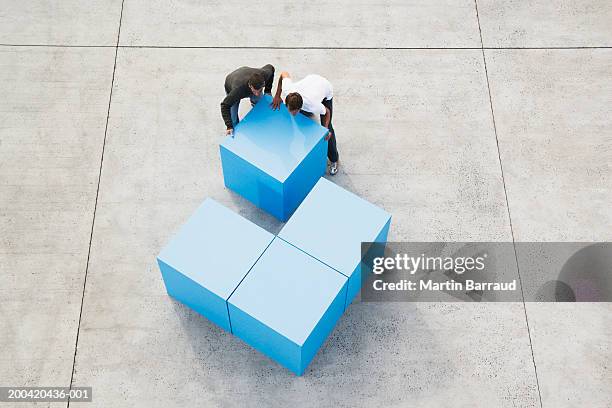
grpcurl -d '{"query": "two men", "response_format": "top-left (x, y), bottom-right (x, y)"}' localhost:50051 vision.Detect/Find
top-left (220, 66), bottom-right (338, 175)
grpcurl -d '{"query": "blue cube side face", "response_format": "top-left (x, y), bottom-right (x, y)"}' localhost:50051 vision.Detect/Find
top-left (282, 137), bottom-right (327, 220)
top-left (346, 262), bottom-right (364, 309)
top-left (300, 277), bottom-right (348, 374)
top-left (346, 217), bottom-right (391, 308)
top-left (228, 303), bottom-right (303, 375)
top-left (228, 238), bottom-right (348, 375)
top-left (220, 145), bottom-right (284, 220)
top-left (158, 259), bottom-right (231, 332)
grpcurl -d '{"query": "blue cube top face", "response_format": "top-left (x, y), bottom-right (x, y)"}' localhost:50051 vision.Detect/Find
top-left (278, 178), bottom-right (391, 277)
top-left (228, 238), bottom-right (347, 346)
top-left (158, 198), bottom-right (274, 301)
top-left (219, 94), bottom-right (328, 183)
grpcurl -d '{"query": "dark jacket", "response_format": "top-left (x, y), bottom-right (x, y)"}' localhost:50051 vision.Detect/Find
top-left (221, 64), bottom-right (275, 129)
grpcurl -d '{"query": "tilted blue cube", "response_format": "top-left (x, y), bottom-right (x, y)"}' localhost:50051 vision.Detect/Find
top-left (228, 238), bottom-right (348, 375)
top-left (157, 198), bottom-right (274, 332)
top-left (278, 178), bottom-right (391, 309)
top-left (219, 95), bottom-right (328, 221)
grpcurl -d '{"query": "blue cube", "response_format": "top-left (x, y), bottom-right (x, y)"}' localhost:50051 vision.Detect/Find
top-left (219, 95), bottom-right (328, 221)
top-left (157, 198), bottom-right (274, 332)
top-left (278, 178), bottom-right (391, 309)
top-left (228, 238), bottom-right (348, 375)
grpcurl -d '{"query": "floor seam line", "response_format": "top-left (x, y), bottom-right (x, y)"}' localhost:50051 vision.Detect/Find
top-left (1, 43), bottom-right (611, 50)
top-left (66, 1), bottom-right (125, 406)
top-left (474, 1), bottom-right (544, 407)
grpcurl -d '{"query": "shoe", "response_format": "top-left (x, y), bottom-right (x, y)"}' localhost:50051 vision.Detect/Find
top-left (329, 161), bottom-right (338, 176)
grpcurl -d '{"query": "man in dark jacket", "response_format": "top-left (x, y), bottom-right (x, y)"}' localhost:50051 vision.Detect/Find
top-left (221, 64), bottom-right (275, 136)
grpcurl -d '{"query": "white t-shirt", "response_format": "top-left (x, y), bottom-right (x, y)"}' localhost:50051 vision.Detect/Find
top-left (281, 74), bottom-right (333, 116)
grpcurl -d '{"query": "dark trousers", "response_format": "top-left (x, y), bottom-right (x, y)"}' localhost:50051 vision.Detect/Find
top-left (301, 99), bottom-right (339, 163)
top-left (321, 98), bottom-right (339, 163)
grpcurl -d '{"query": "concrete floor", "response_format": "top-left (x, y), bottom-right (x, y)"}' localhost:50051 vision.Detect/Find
top-left (0, 1), bottom-right (611, 407)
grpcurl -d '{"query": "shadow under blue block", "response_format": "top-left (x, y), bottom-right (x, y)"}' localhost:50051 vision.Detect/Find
top-left (278, 178), bottom-right (391, 309)
top-left (228, 238), bottom-right (348, 375)
top-left (157, 198), bottom-right (274, 332)
top-left (219, 95), bottom-right (328, 221)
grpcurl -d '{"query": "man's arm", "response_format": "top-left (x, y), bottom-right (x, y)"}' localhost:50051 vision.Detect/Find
top-left (220, 88), bottom-right (243, 133)
top-left (322, 106), bottom-right (331, 140)
top-left (272, 71), bottom-right (290, 110)
top-left (262, 64), bottom-right (275, 94)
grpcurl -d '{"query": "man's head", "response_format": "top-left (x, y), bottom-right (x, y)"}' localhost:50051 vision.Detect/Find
top-left (248, 72), bottom-right (265, 96)
top-left (285, 92), bottom-right (303, 116)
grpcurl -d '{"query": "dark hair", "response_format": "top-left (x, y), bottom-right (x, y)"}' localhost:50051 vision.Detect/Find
top-left (248, 72), bottom-right (265, 90)
top-left (285, 92), bottom-right (303, 111)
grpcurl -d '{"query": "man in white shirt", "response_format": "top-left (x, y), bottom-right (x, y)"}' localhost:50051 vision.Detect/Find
top-left (272, 71), bottom-right (339, 175)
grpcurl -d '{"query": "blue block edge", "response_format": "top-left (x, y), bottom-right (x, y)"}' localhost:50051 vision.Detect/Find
top-left (219, 144), bottom-right (284, 220)
top-left (282, 137), bottom-right (327, 220)
top-left (228, 276), bottom-right (348, 376)
top-left (158, 258), bottom-right (232, 333)
top-left (345, 216), bottom-right (392, 308)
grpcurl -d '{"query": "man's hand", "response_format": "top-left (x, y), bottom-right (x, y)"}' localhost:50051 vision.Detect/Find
top-left (226, 128), bottom-right (233, 136)
top-left (272, 71), bottom-right (289, 110)
top-left (325, 129), bottom-right (332, 141)
top-left (271, 95), bottom-right (283, 110)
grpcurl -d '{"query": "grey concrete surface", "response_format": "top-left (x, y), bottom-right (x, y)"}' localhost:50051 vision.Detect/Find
top-left (485, 49), bottom-right (612, 242)
top-left (0, 46), bottom-right (114, 388)
top-left (119, 0), bottom-right (481, 48)
top-left (0, 1), bottom-right (123, 46)
top-left (1, 1), bottom-right (611, 407)
top-left (65, 48), bottom-right (540, 407)
top-left (477, 0), bottom-right (612, 48)
top-left (485, 48), bottom-right (612, 407)
top-left (525, 303), bottom-right (612, 408)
